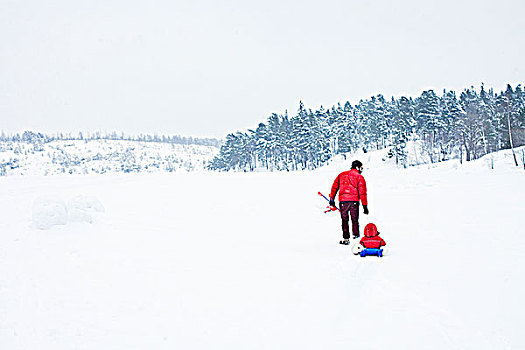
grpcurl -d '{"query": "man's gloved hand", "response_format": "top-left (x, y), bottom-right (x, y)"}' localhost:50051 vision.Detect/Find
top-left (329, 198), bottom-right (336, 207)
top-left (363, 205), bottom-right (369, 215)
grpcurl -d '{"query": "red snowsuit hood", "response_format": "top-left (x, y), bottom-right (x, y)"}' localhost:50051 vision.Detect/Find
top-left (364, 223), bottom-right (379, 237)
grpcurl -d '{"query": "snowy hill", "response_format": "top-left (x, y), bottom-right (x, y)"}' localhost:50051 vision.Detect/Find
top-left (0, 139), bottom-right (219, 176)
top-left (0, 147), bottom-right (524, 349)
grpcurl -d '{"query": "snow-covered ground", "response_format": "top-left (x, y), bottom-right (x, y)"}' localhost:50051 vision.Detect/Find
top-left (0, 147), bottom-right (524, 349)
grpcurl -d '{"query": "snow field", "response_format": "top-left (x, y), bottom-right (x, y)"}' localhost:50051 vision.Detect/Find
top-left (0, 148), bottom-right (524, 349)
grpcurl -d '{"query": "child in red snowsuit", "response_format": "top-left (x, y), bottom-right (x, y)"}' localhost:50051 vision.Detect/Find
top-left (359, 223), bottom-right (386, 249)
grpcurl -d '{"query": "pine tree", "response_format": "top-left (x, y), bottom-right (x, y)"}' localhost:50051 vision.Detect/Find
top-left (415, 90), bottom-right (442, 163)
top-left (388, 96), bottom-right (413, 167)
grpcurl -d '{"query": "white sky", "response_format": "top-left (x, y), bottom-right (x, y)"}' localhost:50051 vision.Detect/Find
top-left (1, 0), bottom-right (524, 138)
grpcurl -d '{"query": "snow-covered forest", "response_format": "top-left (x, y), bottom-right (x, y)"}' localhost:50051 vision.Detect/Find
top-left (0, 132), bottom-right (220, 176)
top-left (3, 84), bottom-right (525, 177)
top-left (209, 84), bottom-right (525, 171)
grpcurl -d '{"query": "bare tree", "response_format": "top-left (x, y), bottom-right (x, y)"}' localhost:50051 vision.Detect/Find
top-left (507, 100), bottom-right (519, 167)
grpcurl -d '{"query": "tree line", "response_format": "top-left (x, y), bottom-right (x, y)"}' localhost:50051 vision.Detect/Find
top-left (0, 131), bottom-right (221, 148)
top-left (209, 84), bottom-right (525, 171)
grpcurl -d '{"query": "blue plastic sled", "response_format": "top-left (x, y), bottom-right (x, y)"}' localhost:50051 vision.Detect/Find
top-left (360, 248), bottom-right (383, 257)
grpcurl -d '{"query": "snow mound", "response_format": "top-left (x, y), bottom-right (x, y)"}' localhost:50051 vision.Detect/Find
top-left (32, 195), bottom-right (105, 229)
top-left (67, 195), bottom-right (105, 224)
top-left (32, 197), bottom-right (68, 230)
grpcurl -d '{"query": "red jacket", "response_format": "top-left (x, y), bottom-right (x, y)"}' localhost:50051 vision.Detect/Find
top-left (359, 223), bottom-right (386, 249)
top-left (329, 169), bottom-right (368, 205)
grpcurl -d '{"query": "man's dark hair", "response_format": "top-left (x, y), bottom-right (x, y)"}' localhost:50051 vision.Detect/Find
top-left (351, 160), bottom-right (363, 169)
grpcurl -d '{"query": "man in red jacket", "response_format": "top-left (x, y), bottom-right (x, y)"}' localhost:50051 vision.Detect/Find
top-left (329, 160), bottom-right (369, 244)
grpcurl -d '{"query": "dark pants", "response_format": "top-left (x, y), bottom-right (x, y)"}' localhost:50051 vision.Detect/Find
top-left (340, 201), bottom-right (360, 239)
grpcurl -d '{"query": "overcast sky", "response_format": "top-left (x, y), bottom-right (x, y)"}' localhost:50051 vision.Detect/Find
top-left (1, 0), bottom-right (524, 138)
